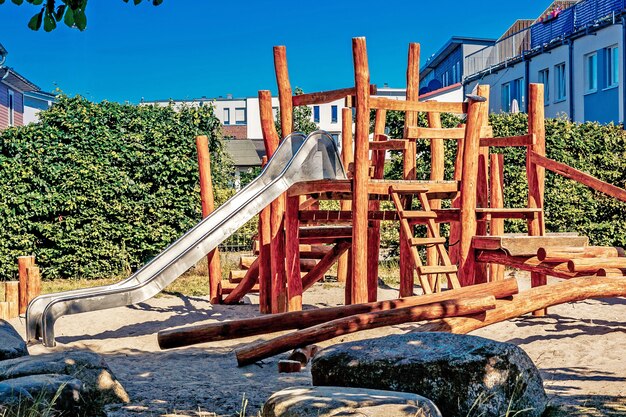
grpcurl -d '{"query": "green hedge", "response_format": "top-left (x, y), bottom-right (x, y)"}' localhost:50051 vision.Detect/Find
top-left (0, 95), bottom-right (233, 280)
top-left (379, 112), bottom-right (626, 253)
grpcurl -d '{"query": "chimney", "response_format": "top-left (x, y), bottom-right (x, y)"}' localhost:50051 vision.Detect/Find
top-left (226, 93), bottom-right (233, 100)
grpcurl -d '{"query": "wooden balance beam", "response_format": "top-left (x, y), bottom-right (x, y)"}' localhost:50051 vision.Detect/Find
top-left (158, 279), bottom-right (518, 350)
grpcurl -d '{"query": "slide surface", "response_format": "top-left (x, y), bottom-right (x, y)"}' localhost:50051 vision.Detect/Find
top-left (27, 131), bottom-right (346, 347)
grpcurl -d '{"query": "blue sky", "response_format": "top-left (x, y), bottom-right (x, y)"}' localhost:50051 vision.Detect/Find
top-left (0, 0), bottom-right (551, 103)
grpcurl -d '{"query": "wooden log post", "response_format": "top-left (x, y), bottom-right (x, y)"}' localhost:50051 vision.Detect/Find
top-left (196, 135), bottom-right (222, 304)
top-left (26, 267), bottom-right (41, 306)
top-left (258, 156), bottom-right (271, 313)
top-left (538, 246), bottom-right (625, 262)
top-left (366, 109), bottom-right (387, 302)
top-left (449, 134), bottom-right (465, 265)
top-left (489, 153), bottom-right (505, 281)
top-left (235, 295), bottom-right (496, 366)
top-left (458, 96), bottom-right (487, 286)
top-left (399, 42), bottom-right (420, 298)
top-left (286, 195), bottom-right (302, 311)
top-left (271, 46), bottom-right (294, 313)
top-left (350, 37), bottom-right (370, 305)
top-left (5, 281), bottom-right (19, 319)
top-left (419, 277), bottom-right (626, 335)
top-left (0, 303), bottom-right (8, 321)
top-left (527, 83), bottom-right (547, 316)
top-left (17, 255), bottom-right (35, 314)
top-left (427, 111), bottom-right (444, 290)
top-left (158, 279), bottom-right (517, 349)
top-left (337, 107), bottom-right (354, 287)
top-left (474, 86), bottom-right (491, 285)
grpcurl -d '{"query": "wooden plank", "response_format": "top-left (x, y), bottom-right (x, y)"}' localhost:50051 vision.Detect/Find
top-left (427, 111), bottom-right (444, 279)
top-left (158, 279), bottom-right (518, 349)
top-left (370, 96), bottom-right (468, 113)
top-left (530, 151), bottom-right (626, 203)
top-left (472, 234), bottom-right (588, 256)
top-left (287, 179), bottom-right (459, 197)
top-left (292, 85), bottom-right (377, 106)
top-left (368, 140), bottom-right (408, 151)
top-left (407, 126), bottom-right (493, 140)
top-left (480, 134), bottom-right (535, 148)
top-left (490, 153), bottom-right (505, 282)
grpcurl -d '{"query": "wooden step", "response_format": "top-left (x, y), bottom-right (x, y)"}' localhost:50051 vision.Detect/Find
top-left (222, 282), bottom-right (259, 294)
top-left (418, 265), bottom-right (458, 275)
top-left (409, 237), bottom-right (447, 246)
top-left (475, 207), bottom-right (542, 220)
top-left (401, 211), bottom-right (438, 220)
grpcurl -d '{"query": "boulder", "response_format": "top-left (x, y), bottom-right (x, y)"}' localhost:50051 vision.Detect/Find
top-left (0, 374), bottom-right (83, 415)
top-left (0, 320), bottom-right (28, 361)
top-left (311, 333), bottom-right (547, 417)
top-left (261, 386), bottom-right (441, 417)
top-left (0, 350), bottom-right (129, 408)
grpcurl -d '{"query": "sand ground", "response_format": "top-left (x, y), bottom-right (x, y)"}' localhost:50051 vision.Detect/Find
top-left (7, 271), bottom-right (626, 417)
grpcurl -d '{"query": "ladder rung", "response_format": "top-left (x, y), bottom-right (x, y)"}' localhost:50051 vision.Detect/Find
top-left (418, 265), bottom-right (458, 275)
top-left (401, 211), bottom-right (438, 219)
top-left (410, 237), bottom-right (447, 246)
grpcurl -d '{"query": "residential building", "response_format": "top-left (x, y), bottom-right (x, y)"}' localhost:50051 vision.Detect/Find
top-left (0, 42), bottom-right (54, 129)
top-left (420, 37), bottom-right (497, 102)
top-left (459, 0), bottom-right (626, 124)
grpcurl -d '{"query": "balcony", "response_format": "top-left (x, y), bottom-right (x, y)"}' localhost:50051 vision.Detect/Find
top-left (464, 0), bottom-right (626, 78)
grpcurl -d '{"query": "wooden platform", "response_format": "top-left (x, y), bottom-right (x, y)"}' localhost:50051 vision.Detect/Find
top-left (472, 233), bottom-right (589, 257)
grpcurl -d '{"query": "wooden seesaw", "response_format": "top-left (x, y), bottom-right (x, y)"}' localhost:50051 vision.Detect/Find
top-left (158, 37), bottom-right (626, 366)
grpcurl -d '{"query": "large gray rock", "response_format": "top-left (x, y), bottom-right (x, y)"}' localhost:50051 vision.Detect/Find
top-left (262, 386), bottom-right (442, 417)
top-left (311, 333), bottom-right (547, 417)
top-left (0, 320), bottom-right (28, 361)
top-left (0, 350), bottom-right (129, 407)
top-left (0, 374), bottom-right (83, 415)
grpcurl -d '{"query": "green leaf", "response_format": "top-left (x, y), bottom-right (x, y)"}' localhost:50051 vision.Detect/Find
top-left (133, 0), bottom-right (141, 4)
top-left (54, 4), bottom-right (66, 21)
top-left (63, 6), bottom-right (74, 26)
top-left (0, 0), bottom-right (6, 4)
top-left (31, 0), bottom-right (44, 5)
top-left (11, 0), bottom-right (24, 5)
top-left (43, 10), bottom-right (57, 31)
top-left (73, 8), bottom-right (86, 30)
top-left (27, 9), bottom-right (43, 30)
top-left (153, 0), bottom-right (162, 5)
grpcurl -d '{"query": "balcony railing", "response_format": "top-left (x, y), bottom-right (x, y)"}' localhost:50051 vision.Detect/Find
top-left (464, 0), bottom-right (626, 78)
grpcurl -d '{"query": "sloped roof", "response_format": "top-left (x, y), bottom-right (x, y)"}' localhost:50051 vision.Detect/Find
top-left (225, 139), bottom-right (262, 167)
top-left (0, 67), bottom-right (39, 92)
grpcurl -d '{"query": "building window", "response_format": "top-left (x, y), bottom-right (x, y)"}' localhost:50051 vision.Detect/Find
top-left (235, 108), bottom-right (246, 125)
top-left (456, 62), bottom-right (461, 83)
top-left (452, 65), bottom-right (457, 84)
top-left (272, 106), bottom-right (279, 119)
top-left (501, 83), bottom-right (511, 112)
top-left (223, 108), bottom-right (230, 125)
top-left (555, 63), bottom-right (566, 101)
top-left (313, 105), bottom-right (320, 123)
top-left (442, 72), bottom-right (449, 87)
top-left (8, 90), bottom-right (14, 127)
top-left (331, 105), bottom-right (338, 123)
top-left (538, 68), bottom-right (550, 104)
top-left (585, 52), bottom-right (598, 93)
top-left (605, 45), bottom-right (619, 88)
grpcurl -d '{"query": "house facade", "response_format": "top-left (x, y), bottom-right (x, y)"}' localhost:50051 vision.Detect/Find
top-left (0, 42), bottom-right (53, 129)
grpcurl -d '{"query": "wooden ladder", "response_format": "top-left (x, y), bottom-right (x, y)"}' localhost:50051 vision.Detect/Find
top-left (389, 187), bottom-right (461, 294)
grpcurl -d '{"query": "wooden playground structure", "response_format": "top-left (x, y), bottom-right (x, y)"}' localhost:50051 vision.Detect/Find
top-left (158, 37), bottom-right (626, 364)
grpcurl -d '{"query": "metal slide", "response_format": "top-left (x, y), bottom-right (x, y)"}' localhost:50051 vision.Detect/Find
top-left (26, 131), bottom-right (346, 347)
